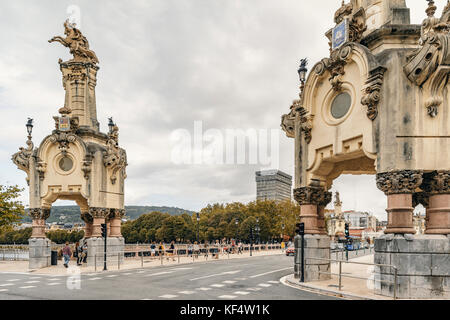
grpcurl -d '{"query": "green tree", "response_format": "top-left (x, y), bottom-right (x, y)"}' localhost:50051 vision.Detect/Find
top-left (0, 185), bottom-right (25, 228)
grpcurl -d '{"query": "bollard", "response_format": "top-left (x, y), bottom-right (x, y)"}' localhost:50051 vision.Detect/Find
top-left (339, 261), bottom-right (342, 291)
top-left (141, 251), bottom-right (144, 268)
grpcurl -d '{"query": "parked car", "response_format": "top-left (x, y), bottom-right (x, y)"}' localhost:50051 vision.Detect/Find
top-left (286, 246), bottom-right (295, 256)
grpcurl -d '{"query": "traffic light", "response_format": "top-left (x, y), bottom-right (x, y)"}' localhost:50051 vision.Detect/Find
top-left (101, 223), bottom-right (107, 238)
top-left (345, 223), bottom-right (350, 238)
top-left (295, 223), bottom-right (305, 235)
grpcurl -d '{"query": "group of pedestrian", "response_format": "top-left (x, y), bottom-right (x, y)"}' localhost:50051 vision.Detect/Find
top-left (61, 241), bottom-right (88, 268)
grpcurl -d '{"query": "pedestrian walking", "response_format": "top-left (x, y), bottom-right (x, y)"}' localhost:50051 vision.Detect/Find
top-left (75, 241), bottom-right (83, 266)
top-left (62, 242), bottom-right (72, 268)
top-left (150, 242), bottom-right (156, 257)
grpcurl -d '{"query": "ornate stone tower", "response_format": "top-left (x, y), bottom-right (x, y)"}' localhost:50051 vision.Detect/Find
top-left (12, 21), bottom-right (127, 269)
top-left (282, 1), bottom-right (449, 298)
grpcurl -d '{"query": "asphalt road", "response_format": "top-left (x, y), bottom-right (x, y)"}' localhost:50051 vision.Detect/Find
top-left (0, 254), bottom-right (339, 300)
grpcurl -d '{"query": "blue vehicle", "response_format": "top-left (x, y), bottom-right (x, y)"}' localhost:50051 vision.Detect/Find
top-left (345, 237), bottom-right (361, 251)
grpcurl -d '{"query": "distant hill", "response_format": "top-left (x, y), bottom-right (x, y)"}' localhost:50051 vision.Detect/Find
top-left (22, 206), bottom-right (196, 224)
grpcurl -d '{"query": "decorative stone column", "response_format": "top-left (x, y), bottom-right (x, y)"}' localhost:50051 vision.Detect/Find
top-left (294, 186), bottom-right (331, 234)
top-left (422, 171), bottom-right (450, 235)
top-left (81, 211), bottom-right (93, 238)
top-left (376, 170), bottom-right (423, 234)
top-left (89, 207), bottom-right (108, 237)
top-left (109, 209), bottom-right (125, 237)
top-left (29, 208), bottom-right (51, 238)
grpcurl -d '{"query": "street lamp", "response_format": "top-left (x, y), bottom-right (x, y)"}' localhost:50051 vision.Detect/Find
top-left (26, 118), bottom-right (34, 138)
top-left (196, 213), bottom-right (200, 243)
top-left (108, 117), bottom-right (115, 134)
top-left (297, 58), bottom-right (308, 100)
top-left (235, 218), bottom-right (239, 243)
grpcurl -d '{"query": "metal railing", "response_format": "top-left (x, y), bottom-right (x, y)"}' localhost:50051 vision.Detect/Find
top-left (0, 249), bottom-right (29, 261)
top-left (305, 257), bottom-right (399, 300)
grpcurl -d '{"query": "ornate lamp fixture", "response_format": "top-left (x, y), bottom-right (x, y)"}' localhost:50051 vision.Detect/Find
top-left (26, 118), bottom-right (34, 139)
top-left (108, 117), bottom-right (115, 134)
top-left (297, 58), bottom-right (308, 97)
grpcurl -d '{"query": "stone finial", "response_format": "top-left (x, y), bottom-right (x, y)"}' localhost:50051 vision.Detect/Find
top-left (426, 0), bottom-right (437, 18)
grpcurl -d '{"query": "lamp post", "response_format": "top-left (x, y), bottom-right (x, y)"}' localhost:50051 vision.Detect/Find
top-left (235, 218), bottom-right (239, 244)
top-left (108, 117), bottom-right (115, 134)
top-left (26, 118), bottom-right (34, 139)
top-left (196, 213), bottom-right (200, 243)
top-left (297, 58), bottom-right (308, 95)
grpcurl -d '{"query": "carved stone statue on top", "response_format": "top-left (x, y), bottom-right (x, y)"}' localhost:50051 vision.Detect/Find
top-left (49, 20), bottom-right (99, 64)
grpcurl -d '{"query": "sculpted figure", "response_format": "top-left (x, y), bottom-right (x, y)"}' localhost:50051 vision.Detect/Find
top-left (49, 20), bottom-right (99, 64)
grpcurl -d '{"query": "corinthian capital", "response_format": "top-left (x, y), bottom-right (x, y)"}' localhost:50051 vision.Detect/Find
top-left (422, 171), bottom-right (450, 194)
top-left (89, 207), bottom-right (109, 219)
top-left (376, 170), bottom-right (423, 195)
top-left (294, 187), bottom-right (332, 206)
top-left (29, 208), bottom-right (51, 220)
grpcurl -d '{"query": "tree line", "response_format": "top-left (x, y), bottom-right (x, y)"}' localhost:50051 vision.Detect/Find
top-left (122, 200), bottom-right (299, 244)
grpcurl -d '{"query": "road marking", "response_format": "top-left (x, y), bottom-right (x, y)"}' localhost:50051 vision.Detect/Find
top-left (235, 277), bottom-right (247, 281)
top-left (159, 294), bottom-right (178, 299)
top-left (246, 288), bottom-right (262, 291)
top-left (47, 283), bottom-right (61, 286)
top-left (29, 277), bottom-right (41, 279)
top-left (234, 291), bottom-right (250, 295)
top-left (48, 278), bottom-right (61, 281)
top-left (19, 286), bottom-right (36, 289)
top-left (179, 291), bottom-right (196, 295)
top-left (210, 284), bottom-right (225, 288)
top-left (0, 284), bottom-right (14, 287)
top-left (222, 281), bottom-right (236, 284)
top-left (268, 280), bottom-right (280, 284)
top-left (196, 287), bottom-right (212, 291)
top-left (169, 267), bottom-right (193, 271)
top-left (24, 281), bottom-right (40, 284)
top-left (218, 295), bottom-right (237, 299)
top-left (258, 283), bottom-right (272, 287)
top-left (6, 279), bottom-right (20, 282)
top-left (190, 270), bottom-right (241, 281)
top-left (144, 271), bottom-right (174, 277)
top-left (88, 277), bottom-right (102, 281)
top-left (249, 267), bottom-right (292, 278)
top-left (0, 289), bottom-right (8, 292)
top-left (106, 275), bottom-right (118, 278)
top-left (123, 273), bottom-right (133, 275)
top-left (135, 271), bottom-right (145, 274)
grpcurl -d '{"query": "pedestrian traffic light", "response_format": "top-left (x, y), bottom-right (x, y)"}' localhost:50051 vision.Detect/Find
top-left (345, 223), bottom-right (349, 238)
top-left (101, 223), bottom-right (107, 238)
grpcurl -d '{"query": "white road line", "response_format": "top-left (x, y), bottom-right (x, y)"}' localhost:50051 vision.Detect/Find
top-left (6, 279), bottom-right (20, 282)
top-left (123, 273), bottom-right (133, 275)
top-left (190, 270), bottom-right (241, 281)
top-left (29, 277), bottom-right (41, 279)
top-left (88, 277), bottom-right (102, 281)
top-left (0, 284), bottom-right (14, 287)
top-left (210, 284), bottom-right (225, 288)
top-left (249, 267), bottom-right (292, 278)
top-left (19, 286), bottom-right (36, 289)
top-left (105, 275), bottom-right (118, 278)
top-left (196, 288), bottom-right (212, 291)
top-left (246, 288), bottom-right (262, 291)
top-left (144, 271), bottom-right (174, 277)
top-left (48, 278), bottom-right (61, 281)
top-left (179, 291), bottom-right (196, 295)
top-left (159, 294), bottom-right (178, 299)
top-left (135, 271), bottom-right (145, 274)
top-left (222, 281), bottom-right (236, 284)
top-left (234, 291), bottom-right (250, 295)
top-left (268, 280), bottom-right (280, 284)
top-left (169, 267), bottom-right (193, 271)
top-left (24, 281), bottom-right (40, 284)
top-left (218, 295), bottom-right (237, 299)
top-left (235, 277), bottom-right (248, 281)
top-left (47, 283), bottom-right (61, 286)
top-left (0, 289), bottom-right (8, 292)
top-left (258, 283), bottom-right (272, 287)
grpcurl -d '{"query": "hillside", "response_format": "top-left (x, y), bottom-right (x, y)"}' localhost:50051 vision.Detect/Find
top-left (21, 206), bottom-right (196, 224)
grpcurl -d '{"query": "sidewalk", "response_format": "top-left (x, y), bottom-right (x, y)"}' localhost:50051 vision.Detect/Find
top-left (0, 249), bottom-right (284, 275)
top-left (284, 254), bottom-right (392, 300)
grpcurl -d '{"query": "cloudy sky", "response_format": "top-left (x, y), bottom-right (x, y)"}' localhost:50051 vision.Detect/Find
top-left (0, 0), bottom-right (437, 219)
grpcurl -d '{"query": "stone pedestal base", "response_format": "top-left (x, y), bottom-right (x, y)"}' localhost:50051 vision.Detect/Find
top-left (375, 234), bottom-right (450, 299)
top-left (85, 237), bottom-right (124, 267)
top-left (28, 238), bottom-right (51, 270)
top-left (294, 234), bottom-right (331, 282)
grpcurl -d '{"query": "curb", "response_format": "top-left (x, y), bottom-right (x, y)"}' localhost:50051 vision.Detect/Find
top-left (280, 274), bottom-right (387, 300)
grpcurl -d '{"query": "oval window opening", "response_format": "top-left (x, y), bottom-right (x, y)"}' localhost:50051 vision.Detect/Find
top-left (59, 157), bottom-right (73, 172)
top-left (331, 92), bottom-right (351, 119)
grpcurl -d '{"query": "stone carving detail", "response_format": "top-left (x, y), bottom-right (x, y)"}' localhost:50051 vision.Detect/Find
top-left (404, 1), bottom-right (450, 117)
top-left (281, 108), bottom-right (296, 139)
top-left (315, 43), bottom-right (354, 91)
top-left (361, 66), bottom-right (386, 121)
top-left (294, 187), bottom-right (332, 206)
top-left (12, 139), bottom-right (34, 174)
top-left (81, 211), bottom-right (93, 224)
top-left (49, 132), bottom-right (78, 156)
top-left (108, 209), bottom-right (126, 220)
top-left (413, 192), bottom-right (430, 208)
top-left (103, 123), bottom-right (128, 185)
top-left (82, 154), bottom-right (93, 180)
top-left (49, 20), bottom-right (99, 64)
top-left (422, 170), bottom-right (450, 194)
top-left (29, 208), bottom-right (51, 220)
top-left (89, 207), bottom-right (109, 219)
top-left (376, 170), bottom-right (424, 195)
